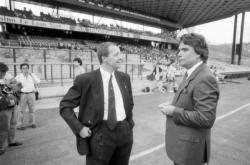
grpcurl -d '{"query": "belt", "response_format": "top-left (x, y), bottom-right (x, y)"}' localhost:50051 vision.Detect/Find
top-left (21, 92), bottom-right (34, 94)
top-left (91, 119), bottom-right (128, 133)
top-left (103, 119), bottom-right (127, 125)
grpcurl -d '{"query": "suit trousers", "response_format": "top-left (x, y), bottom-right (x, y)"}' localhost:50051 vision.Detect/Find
top-left (87, 120), bottom-right (133, 165)
top-left (0, 108), bottom-right (17, 151)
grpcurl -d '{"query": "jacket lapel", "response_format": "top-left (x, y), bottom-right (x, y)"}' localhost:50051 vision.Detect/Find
top-left (172, 63), bottom-right (205, 104)
top-left (93, 69), bottom-right (104, 119)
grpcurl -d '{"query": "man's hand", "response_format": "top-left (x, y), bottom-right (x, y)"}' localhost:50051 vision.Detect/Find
top-left (158, 102), bottom-right (170, 109)
top-left (79, 126), bottom-right (92, 138)
top-left (159, 104), bottom-right (176, 116)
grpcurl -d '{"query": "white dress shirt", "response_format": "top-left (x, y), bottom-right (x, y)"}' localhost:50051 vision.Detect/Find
top-left (100, 67), bottom-right (126, 121)
top-left (15, 73), bottom-right (40, 93)
top-left (186, 61), bottom-right (203, 79)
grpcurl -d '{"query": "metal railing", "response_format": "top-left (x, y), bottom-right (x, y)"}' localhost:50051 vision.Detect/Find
top-left (1, 47), bottom-right (144, 86)
top-left (6, 62), bottom-right (143, 86)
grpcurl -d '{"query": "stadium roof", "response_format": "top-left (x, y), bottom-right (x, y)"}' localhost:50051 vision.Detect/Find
top-left (113, 0), bottom-right (250, 28)
top-left (18, 0), bottom-right (250, 30)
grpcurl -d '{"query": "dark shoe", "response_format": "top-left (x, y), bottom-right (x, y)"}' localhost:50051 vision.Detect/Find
top-left (17, 127), bottom-right (25, 131)
top-left (0, 150), bottom-right (5, 156)
top-left (8, 142), bottom-right (23, 147)
top-left (30, 124), bottom-right (36, 128)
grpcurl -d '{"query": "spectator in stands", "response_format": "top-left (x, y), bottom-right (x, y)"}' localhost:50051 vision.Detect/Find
top-left (159, 33), bottom-right (219, 165)
top-left (60, 42), bottom-right (134, 165)
top-left (0, 62), bottom-right (23, 156)
top-left (73, 58), bottom-right (86, 78)
top-left (15, 63), bottom-right (40, 130)
top-left (152, 61), bottom-right (163, 81)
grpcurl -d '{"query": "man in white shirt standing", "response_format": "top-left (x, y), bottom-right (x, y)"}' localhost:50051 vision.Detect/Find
top-left (15, 63), bottom-right (40, 130)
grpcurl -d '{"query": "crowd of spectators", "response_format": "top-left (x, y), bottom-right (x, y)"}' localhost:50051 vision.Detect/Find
top-left (40, 12), bottom-right (77, 25)
top-left (1, 33), bottom-right (178, 67)
top-left (0, 7), bottom-right (176, 40)
top-left (14, 8), bottom-right (34, 19)
top-left (1, 32), bottom-right (177, 63)
top-left (0, 6), bottom-right (178, 62)
top-left (0, 6), bottom-right (15, 17)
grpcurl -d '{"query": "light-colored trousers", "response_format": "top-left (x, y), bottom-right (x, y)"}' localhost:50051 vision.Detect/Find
top-left (0, 108), bottom-right (17, 151)
top-left (18, 93), bottom-right (36, 127)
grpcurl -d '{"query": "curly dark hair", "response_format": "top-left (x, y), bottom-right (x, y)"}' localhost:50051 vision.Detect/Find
top-left (73, 58), bottom-right (82, 66)
top-left (20, 63), bottom-right (30, 70)
top-left (179, 33), bottom-right (209, 63)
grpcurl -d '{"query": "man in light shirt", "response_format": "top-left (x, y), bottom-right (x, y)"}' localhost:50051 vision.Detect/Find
top-left (159, 33), bottom-right (220, 165)
top-left (15, 63), bottom-right (40, 130)
top-left (60, 42), bottom-right (134, 165)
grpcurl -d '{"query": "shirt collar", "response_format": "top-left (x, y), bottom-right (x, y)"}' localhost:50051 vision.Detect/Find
top-left (187, 61), bottom-right (203, 78)
top-left (100, 67), bottom-right (114, 79)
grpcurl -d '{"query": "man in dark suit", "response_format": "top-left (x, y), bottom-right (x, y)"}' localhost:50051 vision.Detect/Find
top-left (159, 33), bottom-right (219, 165)
top-left (60, 42), bottom-right (134, 165)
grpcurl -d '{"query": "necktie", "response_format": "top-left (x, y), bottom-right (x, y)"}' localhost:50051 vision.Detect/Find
top-left (107, 75), bottom-right (117, 130)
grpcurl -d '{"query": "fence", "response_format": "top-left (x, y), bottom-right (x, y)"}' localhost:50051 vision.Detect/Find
top-left (1, 47), bottom-right (144, 86)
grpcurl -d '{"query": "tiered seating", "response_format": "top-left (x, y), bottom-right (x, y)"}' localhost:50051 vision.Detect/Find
top-left (84, 40), bottom-right (99, 51)
top-left (0, 7), bottom-right (15, 17)
top-left (0, 7), bottom-right (176, 40)
top-left (0, 40), bottom-right (20, 47)
top-left (0, 7), bottom-right (177, 50)
top-left (14, 35), bottom-right (87, 50)
top-left (0, 34), bottom-right (19, 47)
top-left (17, 35), bottom-right (55, 48)
top-left (40, 12), bottom-right (61, 23)
top-left (40, 12), bottom-right (76, 25)
top-left (77, 18), bottom-right (92, 27)
top-left (60, 16), bottom-right (76, 25)
top-left (14, 8), bottom-right (35, 19)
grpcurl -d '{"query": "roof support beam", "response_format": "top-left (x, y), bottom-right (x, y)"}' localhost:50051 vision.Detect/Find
top-left (231, 14), bottom-right (237, 64)
top-left (238, 12), bottom-right (245, 65)
top-left (9, 0), bottom-right (13, 10)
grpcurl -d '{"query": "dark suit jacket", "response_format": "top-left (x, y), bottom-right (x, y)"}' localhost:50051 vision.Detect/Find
top-left (60, 69), bottom-right (134, 155)
top-left (165, 63), bottom-right (219, 165)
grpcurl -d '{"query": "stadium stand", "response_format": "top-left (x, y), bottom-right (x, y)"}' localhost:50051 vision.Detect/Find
top-left (14, 8), bottom-right (35, 19)
top-left (1, 2), bottom-right (249, 83)
top-left (0, 7), bottom-right (176, 40)
top-left (0, 6), bottom-right (177, 58)
top-left (0, 6), bottom-right (15, 17)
